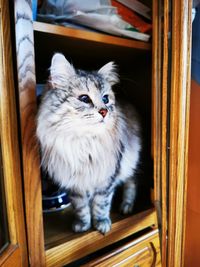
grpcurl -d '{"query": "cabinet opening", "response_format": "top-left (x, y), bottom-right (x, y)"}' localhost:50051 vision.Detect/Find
top-left (34, 21), bottom-right (154, 257)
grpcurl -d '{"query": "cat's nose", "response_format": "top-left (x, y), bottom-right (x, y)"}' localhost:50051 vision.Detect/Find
top-left (99, 108), bottom-right (108, 118)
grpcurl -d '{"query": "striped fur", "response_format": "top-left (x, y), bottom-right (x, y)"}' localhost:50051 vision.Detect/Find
top-left (37, 53), bottom-right (142, 234)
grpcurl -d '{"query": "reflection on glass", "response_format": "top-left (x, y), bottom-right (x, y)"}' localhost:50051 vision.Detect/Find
top-left (0, 144), bottom-right (9, 254)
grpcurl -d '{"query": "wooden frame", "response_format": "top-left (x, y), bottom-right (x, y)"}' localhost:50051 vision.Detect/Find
top-left (152, 1), bottom-right (169, 265)
top-left (0, 0), bottom-right (28, 265)
top-left (167, 0), bottom-right (192, 266)
top-left (13, 0), bottom-right (46, 265)
top-left (160, 1), bottom-right (170, 265)
top-left (13, 0), bottom-right (158, 266)
top-left (11, 0), bottom-right (193, 266)
top-left (152, 0), bottom-right (192, 266)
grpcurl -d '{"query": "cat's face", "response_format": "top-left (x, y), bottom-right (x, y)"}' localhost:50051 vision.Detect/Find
top-left (46, 53), bottom-right (119, 134)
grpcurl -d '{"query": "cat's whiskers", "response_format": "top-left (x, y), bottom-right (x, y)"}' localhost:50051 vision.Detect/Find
top-left (82, 114), bottom-right (94, 118)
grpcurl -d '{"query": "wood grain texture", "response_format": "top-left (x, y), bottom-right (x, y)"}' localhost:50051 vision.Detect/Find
top-left (152, 1), bottom-right (166, 264)
top-left (45, 209), bottom-right (157, 267)
top-left (13, 0), bottom-right (45, 266)
top-left (83, 229), bottom-right (161, 267)
top-left (160, 1), bottom-right (170, 266)
top-left (33, 21), bottom-right (151, 51)
top-left (152, 0), bottom-right (161, 205)
top-left (0, 245), bottom-right (21, 267)
top-left (168, 0), bottom-right (192, 266)
top-left (0, 0), bottom-right (28, 265)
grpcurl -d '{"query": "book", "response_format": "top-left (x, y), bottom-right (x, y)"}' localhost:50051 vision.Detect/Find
top-left (112, 0), bottom-right (152, 33)
top-left (116, 0), bottom-right (152, 20)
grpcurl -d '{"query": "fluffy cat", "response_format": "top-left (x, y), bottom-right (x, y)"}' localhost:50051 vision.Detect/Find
top-left (36, 53), bottom-right (141, 234)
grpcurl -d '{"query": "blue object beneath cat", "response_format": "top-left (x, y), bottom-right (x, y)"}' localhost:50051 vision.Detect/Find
top-left (41, 174), bottom-right (71, 213)
top-left (36, 53), bottom-right (142, 234)
top-left (42, 191), bottom-right (70, 213)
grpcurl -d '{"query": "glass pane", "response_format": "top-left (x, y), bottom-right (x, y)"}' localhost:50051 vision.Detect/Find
top-left (0, 143), bottom-right (9, 254)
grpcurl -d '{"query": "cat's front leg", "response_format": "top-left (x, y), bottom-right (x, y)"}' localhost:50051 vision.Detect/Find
top-left (120, 178), bottom-right (137, 214)
top-left (69, 191), bottom-right (91, 233)
top-left (92, 187), bottom-right (114, 234)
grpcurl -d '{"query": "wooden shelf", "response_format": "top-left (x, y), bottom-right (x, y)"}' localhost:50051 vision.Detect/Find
top-left (44, 207), bottom-right (156, 267)
top-left (33, 21), bottom-right (151, 51)
top-left (34, 21), bottom-right (152, 83)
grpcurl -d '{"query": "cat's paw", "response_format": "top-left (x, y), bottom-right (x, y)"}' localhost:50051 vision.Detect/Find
top-left (120, 201), bottom-right (134, 215)
top-left (93, 218), bottom-right (112, 234)
top-left (72, 220), bottom-right (91, 233)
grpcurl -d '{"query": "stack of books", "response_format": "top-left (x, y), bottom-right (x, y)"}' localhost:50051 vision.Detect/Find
top-left (112, 0), bottom-right (152, 36)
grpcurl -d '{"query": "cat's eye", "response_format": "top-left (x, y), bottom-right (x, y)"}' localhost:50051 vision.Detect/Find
top-left (102, 95), bottom-right (109, 104)
top-left (78, 95), bottom-right (91, 104)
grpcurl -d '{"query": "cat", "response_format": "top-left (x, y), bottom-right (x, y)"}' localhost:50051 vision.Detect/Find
top-left (36, 53), bottom-right (142, 234)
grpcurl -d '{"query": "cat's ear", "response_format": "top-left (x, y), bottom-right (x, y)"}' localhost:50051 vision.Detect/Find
top-left (50, 53), bottom-right (75, 88)
top-left (98, 62), bottom-right (119, 86)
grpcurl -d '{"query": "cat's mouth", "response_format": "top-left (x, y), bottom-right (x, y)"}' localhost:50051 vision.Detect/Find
top-left (99, 117), bottom-right (108, 123)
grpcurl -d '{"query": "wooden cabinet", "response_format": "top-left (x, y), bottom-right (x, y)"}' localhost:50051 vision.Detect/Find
top-left (0, 1), bottom-right (27, 266)
top-left (0, 0), bottom-right (193, 266)
top-left (82, 229), bottom-right (161, 267)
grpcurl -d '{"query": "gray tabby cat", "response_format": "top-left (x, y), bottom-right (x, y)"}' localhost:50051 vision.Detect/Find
top-left (36, 53), bottom-right (141, 234)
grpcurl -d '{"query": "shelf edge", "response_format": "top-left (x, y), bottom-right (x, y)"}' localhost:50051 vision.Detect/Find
top-left (33, 21), bottom-right (151, 51)
top-left (45, 208), bottom-right (157, 267)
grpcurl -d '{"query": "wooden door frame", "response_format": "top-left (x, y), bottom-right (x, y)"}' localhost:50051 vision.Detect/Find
top-left (153, 0), bottom-right (192, 266)
top-left (167, 0), bottom-right (192, 266)
top-left (12, 0), bottom-right (46, 266)
top-left (10, 0), bottom-right (193, 266)
top-left (0, 0), bottom-right (28, 265)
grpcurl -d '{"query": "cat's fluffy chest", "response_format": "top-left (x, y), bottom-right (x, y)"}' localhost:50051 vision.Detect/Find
top-left (49, 132), bottom-right (120, 192)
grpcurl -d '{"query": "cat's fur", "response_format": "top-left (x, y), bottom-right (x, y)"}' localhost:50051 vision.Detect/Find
top-left (36, 53), bottom-right (142, 234)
